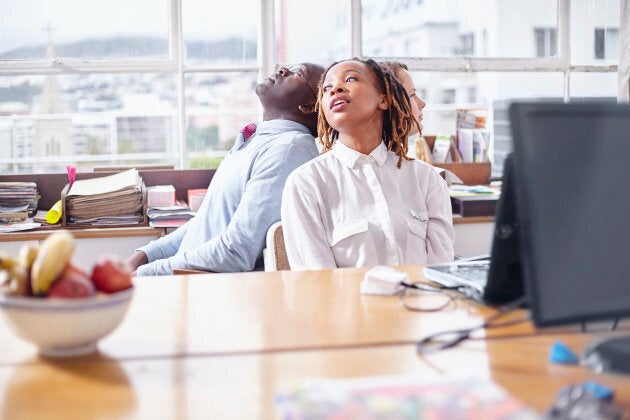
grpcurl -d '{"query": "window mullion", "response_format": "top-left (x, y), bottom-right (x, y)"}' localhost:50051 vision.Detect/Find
top-left (619, 0), bottom-right (630, 102)
top-left (171, 0), bottom-right (185, 169)
top-left (350, 0), bottom-right (362, 58)
top-left (558, 0), bottom-right (570, 101)
top-left (259, 0), bottom-right (275, 82)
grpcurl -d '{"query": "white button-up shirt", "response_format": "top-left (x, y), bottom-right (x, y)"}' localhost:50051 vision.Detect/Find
top-left (281, 141), bottom-right (455, 270)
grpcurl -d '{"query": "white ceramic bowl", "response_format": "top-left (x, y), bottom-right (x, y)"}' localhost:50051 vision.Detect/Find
top-left (0, 288), bottom-right (134, 357)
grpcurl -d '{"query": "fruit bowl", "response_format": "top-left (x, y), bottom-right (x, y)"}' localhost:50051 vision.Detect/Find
top-left (0, 287), bottom-right (134, 357)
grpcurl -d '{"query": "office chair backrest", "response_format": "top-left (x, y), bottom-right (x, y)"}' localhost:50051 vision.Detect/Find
top-left (263, 221), bottom-right (290, 271)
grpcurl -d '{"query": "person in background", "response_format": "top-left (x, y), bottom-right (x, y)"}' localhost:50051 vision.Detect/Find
top-left (127, 63), bottom-right (325, 276)
top-left (380, 61), bottom-right (426, 158)
top-left (281, 58), bottom-right (454, 270)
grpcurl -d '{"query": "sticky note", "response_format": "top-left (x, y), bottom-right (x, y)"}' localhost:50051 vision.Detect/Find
top-left (549, 340), bottom-right (580, 365)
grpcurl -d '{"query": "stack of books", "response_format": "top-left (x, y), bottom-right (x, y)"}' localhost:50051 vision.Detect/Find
top-left (456, 108), bottom-right (487, 129)
top-left (147, 200), bottom-right (196, 228)
top-left (64, 169), bottom-right (145, 226)
top-left (0, 182), bottom-right (40, 223)
top-left (456, 109), bottom-right (490, 163)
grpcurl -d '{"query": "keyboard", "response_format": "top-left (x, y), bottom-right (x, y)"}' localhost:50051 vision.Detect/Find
top-left (423, 259), bottom-right (490, 291)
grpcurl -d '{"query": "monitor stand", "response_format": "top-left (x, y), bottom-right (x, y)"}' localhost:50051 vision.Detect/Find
top-left (584, 336), bottom-right (630, 375)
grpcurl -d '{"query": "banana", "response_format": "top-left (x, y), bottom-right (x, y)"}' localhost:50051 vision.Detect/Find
top-left (30, 231), bottom-right (75, 296)
top-left (0, 252), bottom-right (28, 296)
top-left (0, 251), bottom-right (18, 271)
top-left (18, 243), bottom-right (39, 272)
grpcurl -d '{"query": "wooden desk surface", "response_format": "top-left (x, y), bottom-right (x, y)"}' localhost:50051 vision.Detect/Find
top-left (1, 334), bottom-right (629, 419)
top-left (1, 266), bottom-right (546, 364)
top-left (1, 266), bottom-right (630, 419)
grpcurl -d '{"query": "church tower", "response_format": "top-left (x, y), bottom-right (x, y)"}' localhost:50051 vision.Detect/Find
top-left (33, 23), bottom-right (72, 167)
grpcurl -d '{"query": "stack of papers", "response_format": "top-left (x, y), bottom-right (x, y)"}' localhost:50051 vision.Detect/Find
top-left (0, 182), bottom-right (40, 218)
top-left (147, 200), bottom-right (195, 228)
top-left (449, 184), bottom-right (499, 196)
top-left (65, 169), bottom-right (144, 225)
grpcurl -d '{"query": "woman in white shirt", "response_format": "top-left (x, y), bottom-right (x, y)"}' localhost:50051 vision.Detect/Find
top-left (281, 58), bottom-right (455, 270)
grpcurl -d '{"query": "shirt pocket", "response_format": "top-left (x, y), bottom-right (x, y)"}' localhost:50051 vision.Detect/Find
top-left (407, 210), bottom-right (429, 240)
top-left (406, 211), bottom-right (429, 263)
top-left (331, 219), bottom-right (369, 247)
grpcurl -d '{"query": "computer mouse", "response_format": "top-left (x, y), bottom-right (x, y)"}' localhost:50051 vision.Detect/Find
top-left (583, 335), bottom-right (630, 375)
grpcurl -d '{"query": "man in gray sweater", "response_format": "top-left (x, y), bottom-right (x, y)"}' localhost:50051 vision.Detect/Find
top-left (127, 63), bottom-right (324, 275)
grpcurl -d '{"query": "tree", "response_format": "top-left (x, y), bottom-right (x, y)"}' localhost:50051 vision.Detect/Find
top-left (117, 138), bottom-right (134, 154)
top-left (85, 135), bottom-right (103, 154)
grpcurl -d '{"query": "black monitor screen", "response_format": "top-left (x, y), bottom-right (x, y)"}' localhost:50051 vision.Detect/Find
top-left (510, 101), bottom-right (630, 327)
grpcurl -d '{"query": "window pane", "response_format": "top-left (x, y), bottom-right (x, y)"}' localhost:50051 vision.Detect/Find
top-left (185, 72), bottom-right (259, 169)
top-left (279, 0), bottom-right (350, 64)
top-left (595, 28), bottom-right (606, 59)
top-left (0, 73), bottom-right (177, 174)
top-left (183, 0), bottom-right (258, 65)
top-left (570, 72), bottom-right (617, 98)
top-left (571, 0), bottom-right (620, 65)
top-left (362, 0), bottom-right (558, 58)
top-left (593, 28), bottom-right (619, 60)
top-left (0, 0), bottom-right (168, 60)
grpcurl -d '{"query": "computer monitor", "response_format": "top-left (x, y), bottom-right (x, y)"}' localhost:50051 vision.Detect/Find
top-left (509, 101), bottom-right (630, 375)
top-left (484, 152), bottom-right (524, 304)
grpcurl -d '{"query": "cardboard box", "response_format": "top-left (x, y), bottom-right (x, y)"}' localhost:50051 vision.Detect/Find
top-left (147, 185), bottom-right (176, 208)
top-left (187, 188), bottom-right (208, 212)
top-left (451, 195), bottom-right (499, 217)
top-left (422, 135), bottom-right (491, 185)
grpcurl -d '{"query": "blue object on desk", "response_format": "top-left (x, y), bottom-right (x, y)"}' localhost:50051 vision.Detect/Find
top-left (548, 382), bottom-right (621, 419)
top-left (580, 381), bottom-right (614, 401)
top-left (549, 340), bottom-right (580, 365)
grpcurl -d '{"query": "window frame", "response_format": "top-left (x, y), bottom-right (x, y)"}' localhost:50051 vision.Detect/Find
top-left (350, 0), bottom-right (626, 102)
top-left (0, 0), bottom-right (628, 172)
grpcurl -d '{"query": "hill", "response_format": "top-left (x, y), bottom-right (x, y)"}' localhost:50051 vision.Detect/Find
top-left (0, 36), bottom-right (256, 60)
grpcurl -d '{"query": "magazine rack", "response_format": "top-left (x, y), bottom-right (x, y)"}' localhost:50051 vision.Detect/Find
top-left (423, 135), bottom-right (491, 185)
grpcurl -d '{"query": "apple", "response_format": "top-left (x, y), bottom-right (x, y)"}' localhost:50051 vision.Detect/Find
top-left (91, 256), bottom-right (133, 293)
top-left (47, 264), bottom-right (96, 298)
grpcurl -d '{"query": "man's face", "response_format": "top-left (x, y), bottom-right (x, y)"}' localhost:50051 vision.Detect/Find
top-left (256, 63), bottom-right (322, 113)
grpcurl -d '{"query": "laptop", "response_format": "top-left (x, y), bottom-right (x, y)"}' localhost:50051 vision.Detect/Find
top-left (423, 153), bottom-right (524, 306)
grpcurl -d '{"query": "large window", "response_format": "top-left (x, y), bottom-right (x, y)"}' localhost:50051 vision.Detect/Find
top-left (0, 0), bottom-right (627, 175)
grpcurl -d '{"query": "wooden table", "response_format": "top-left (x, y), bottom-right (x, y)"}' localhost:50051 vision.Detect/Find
top-left (1, 266), bottom-right (629, 419)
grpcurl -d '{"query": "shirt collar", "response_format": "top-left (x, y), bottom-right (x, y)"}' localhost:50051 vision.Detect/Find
top-left (332, 140), bottom-right (389, 169)
top-left (255, 119), bottom-right (312, 137)
top-left (233, 119), bottom-right (312, 150)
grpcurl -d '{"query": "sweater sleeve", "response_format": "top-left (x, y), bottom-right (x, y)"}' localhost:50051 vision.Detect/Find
top-left (136, 220), bottom-right (190, 265)
top-left (136, 139), bottom-right (317, 276)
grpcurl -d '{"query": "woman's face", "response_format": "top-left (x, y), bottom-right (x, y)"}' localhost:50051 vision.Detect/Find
top-left (320, 60), bottom-right (388, 134)
top-left (396, 69), bottom-right (426, 135)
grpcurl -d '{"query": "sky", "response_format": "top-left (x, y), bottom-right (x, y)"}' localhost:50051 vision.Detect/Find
top-left (0, 0), bottom-right (260, 53)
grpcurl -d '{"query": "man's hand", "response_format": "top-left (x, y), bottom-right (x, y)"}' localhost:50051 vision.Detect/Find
top-left (126, 250), bottom-right (148, 273)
